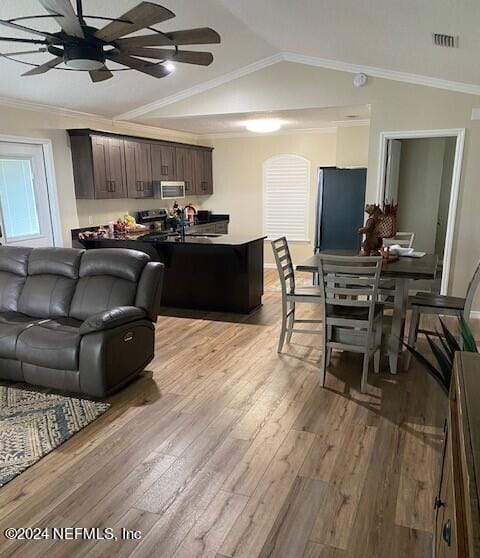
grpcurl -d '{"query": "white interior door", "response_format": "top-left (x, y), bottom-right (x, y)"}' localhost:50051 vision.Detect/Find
top-left (0, 142), bottom-right (54, 247)
top-left (384, 139), bottom-right (402, 203)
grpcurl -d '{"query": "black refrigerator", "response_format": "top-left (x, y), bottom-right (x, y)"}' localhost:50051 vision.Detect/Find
top-left (315, 167), bottom-right (367, 253)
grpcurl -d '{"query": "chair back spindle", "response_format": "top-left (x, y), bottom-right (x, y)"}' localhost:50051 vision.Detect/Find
top-left (271, 237), bottom-right (295, 295)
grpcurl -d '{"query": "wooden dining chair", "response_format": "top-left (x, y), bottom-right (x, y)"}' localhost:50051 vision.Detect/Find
top-left (405, 260), bottom-right (480, 370)
top-left (271, 237), bottom-right (323, 353)
top-left (379, 232), bottom-right (416, 305)
top-left (317, 254), bottom-right (383, 392)
top-left (383, 232), bottom-right (415, 249)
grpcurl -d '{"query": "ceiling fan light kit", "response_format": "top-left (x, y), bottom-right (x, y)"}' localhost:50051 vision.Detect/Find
top-left (0, 0), bottom-right (221, 83)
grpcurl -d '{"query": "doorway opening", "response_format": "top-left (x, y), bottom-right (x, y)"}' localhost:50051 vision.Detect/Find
top-left (0, 138), bottom-right (62, 247)
top-left (376, 129), bottom-right (465, 295)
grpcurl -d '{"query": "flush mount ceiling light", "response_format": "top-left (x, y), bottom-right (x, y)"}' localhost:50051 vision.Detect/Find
top-left (0, 0), bottom-right (220, 82)
top-left (245, 119), bottom-right (283, 133)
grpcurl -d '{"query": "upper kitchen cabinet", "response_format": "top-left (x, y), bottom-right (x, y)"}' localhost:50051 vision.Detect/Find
top-left (175, 147), bottom-right (196, 196)
top-left (69, 131), bottom-right (127, 199)
top-left (194, 149), bottom-right (213, 195)
top-left (68, 130), bottom-right (214, 199)
top-left (151, 144), bottom-right (176, 182)
top-left (125, 140), bottom-right (153, 198)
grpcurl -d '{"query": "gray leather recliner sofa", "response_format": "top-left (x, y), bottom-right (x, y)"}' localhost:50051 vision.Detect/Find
top-left (0, 246), bottom-right (164, 398)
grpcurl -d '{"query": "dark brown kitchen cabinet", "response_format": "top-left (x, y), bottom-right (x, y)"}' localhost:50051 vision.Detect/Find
top-left (68, 129), bottom-right (214, 199)
top-left (151, 144), bottom-right (176, 181)
top-left (175, 147), bottom-right (195, 195)
top-left (193, 149), bottom-right (213, 195)
top-left (125, 140), bottom-right (152, 198)
top-left (92, 136), bottom-right (127, 199)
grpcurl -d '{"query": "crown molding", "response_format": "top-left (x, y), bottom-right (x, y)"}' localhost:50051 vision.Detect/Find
top-left (283, 52), bottom-right (480, 96)
top-left (0, 95), bottom-right (198, 141)
top-left (115, 51), bottom-right (480, 122)
top-left (0, 95), bottom-right (103, 120)
top-left (114, 53), bottom-right (285, 121)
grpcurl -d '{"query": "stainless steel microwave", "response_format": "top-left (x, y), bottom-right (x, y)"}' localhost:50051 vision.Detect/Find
top-left (153, 181), bottom-right (186, 199)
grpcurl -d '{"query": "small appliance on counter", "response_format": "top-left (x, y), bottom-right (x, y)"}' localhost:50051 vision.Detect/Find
top-left (136, 208), bottom-right (168, 231)
top-left (196, 210), bottom-right (211, 224)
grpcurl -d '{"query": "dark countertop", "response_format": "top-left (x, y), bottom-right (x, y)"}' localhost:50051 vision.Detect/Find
top-left (80, 233), bottom-right (266, 248)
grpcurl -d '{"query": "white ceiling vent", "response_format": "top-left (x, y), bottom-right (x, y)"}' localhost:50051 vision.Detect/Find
top-left (433, 33), bottom-right (459, 48)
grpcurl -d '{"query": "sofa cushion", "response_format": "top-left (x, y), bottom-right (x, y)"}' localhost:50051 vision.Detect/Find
top-left (0, 247), bottom-right (32, 312)
top-left (18, 248), bottom-right (83, 318)
top-left (0, 312), bottom-right (40, 359)
top-left (16, 318), bottom-right (82, 371)
top-left (79, 249), bottom-right (148, 282)
top-left (28, 247), bottom-right (84, 278)
top-left (69, 249), bottom-right (149, 321)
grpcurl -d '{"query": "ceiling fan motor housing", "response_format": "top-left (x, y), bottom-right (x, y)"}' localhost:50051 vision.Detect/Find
top-left (63, 41), bottom-right (105, 71)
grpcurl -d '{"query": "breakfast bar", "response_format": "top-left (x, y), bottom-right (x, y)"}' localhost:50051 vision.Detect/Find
top-left (79, 234), bottom-right (266, 314)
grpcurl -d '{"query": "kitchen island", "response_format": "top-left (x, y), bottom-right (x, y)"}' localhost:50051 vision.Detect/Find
top-left (78, 233), bottom-right (266, 314)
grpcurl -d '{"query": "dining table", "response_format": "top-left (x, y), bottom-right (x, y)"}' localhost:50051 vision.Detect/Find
top-left (296, 251), bottom-right (438, 374)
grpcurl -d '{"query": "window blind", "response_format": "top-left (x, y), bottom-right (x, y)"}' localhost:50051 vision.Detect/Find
top-left (263, 154), bottom-right (310, 241)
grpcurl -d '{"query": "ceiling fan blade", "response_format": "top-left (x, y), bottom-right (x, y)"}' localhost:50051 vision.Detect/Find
top-left (21, 56), bottom-right (63, 76)
top-left (0, 19), bottom-right (61, 42)
top-left (95, 2), bottom-right (175, 42)
top-left (121, 47), bottom-right (214, 66)
top-left (116, 27), bottom-right (220, 48)
top-left (1, 48), bottom-right (47, 56)
top-left (105, 52), bottom-right (171, 78)
top-left (0, 37), bottom-right (50, 45)
top-left (165, 27), bottom-right (221, 46)
top-left (37, 0), bottom-right (84, 38)
top-left (89, 67), bottom-right (114, 82)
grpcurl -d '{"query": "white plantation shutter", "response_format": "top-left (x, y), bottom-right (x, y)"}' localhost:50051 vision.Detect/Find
top-left (263, 154), bottom-right (310, 241)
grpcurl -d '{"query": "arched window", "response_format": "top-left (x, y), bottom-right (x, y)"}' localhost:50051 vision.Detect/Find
top-left (263, 154), bottom-right (311, 241)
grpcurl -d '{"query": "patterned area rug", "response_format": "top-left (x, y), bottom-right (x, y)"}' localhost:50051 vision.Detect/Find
top-left (0, 385), bottom-right (110, 487)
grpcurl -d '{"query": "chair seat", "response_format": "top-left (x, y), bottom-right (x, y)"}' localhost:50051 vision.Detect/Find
top-left (410, 293), bottom-right (465, 311)
top-left (326, 303), bottom-right (383, 320)
top-left (288, 286), bottom-right (323, 298)
top-left (16, 318), bottom-right (82, 371)
top-left (0, 312), bottom-right (41, 359)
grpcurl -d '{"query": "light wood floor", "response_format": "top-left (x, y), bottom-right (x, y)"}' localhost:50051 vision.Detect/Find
top-left (0, 270), bottom-right (461, 557)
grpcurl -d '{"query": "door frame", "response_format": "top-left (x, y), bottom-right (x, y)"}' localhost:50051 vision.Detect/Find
top-left (376, 128), bottom-right (465, 295)
top-left (0, 135), bottom-right (63, 246)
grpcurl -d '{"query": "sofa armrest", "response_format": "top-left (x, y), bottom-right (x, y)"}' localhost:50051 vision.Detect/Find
top-left (79, 306), bottom-right (147, 335)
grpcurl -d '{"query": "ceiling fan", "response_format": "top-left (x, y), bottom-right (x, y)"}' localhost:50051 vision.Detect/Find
top-left (0, 0), bottom-right (221, 82)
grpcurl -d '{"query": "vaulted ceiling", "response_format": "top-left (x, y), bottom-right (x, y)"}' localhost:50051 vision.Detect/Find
top-left (0, 0), bottom-right (477, 122)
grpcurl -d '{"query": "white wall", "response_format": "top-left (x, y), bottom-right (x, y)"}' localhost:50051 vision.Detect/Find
top-left (397, 138), bottom-right (447, 253)
top-left (206, 126), bottom-right (369, 265)
top-left (436, 137), bottom-right (457, 257)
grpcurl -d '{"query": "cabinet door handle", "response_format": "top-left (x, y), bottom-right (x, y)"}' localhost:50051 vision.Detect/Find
top-left (434, 496), bottom-right (445, 510)
top-left (442, 520), bottom-right (452, 546)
